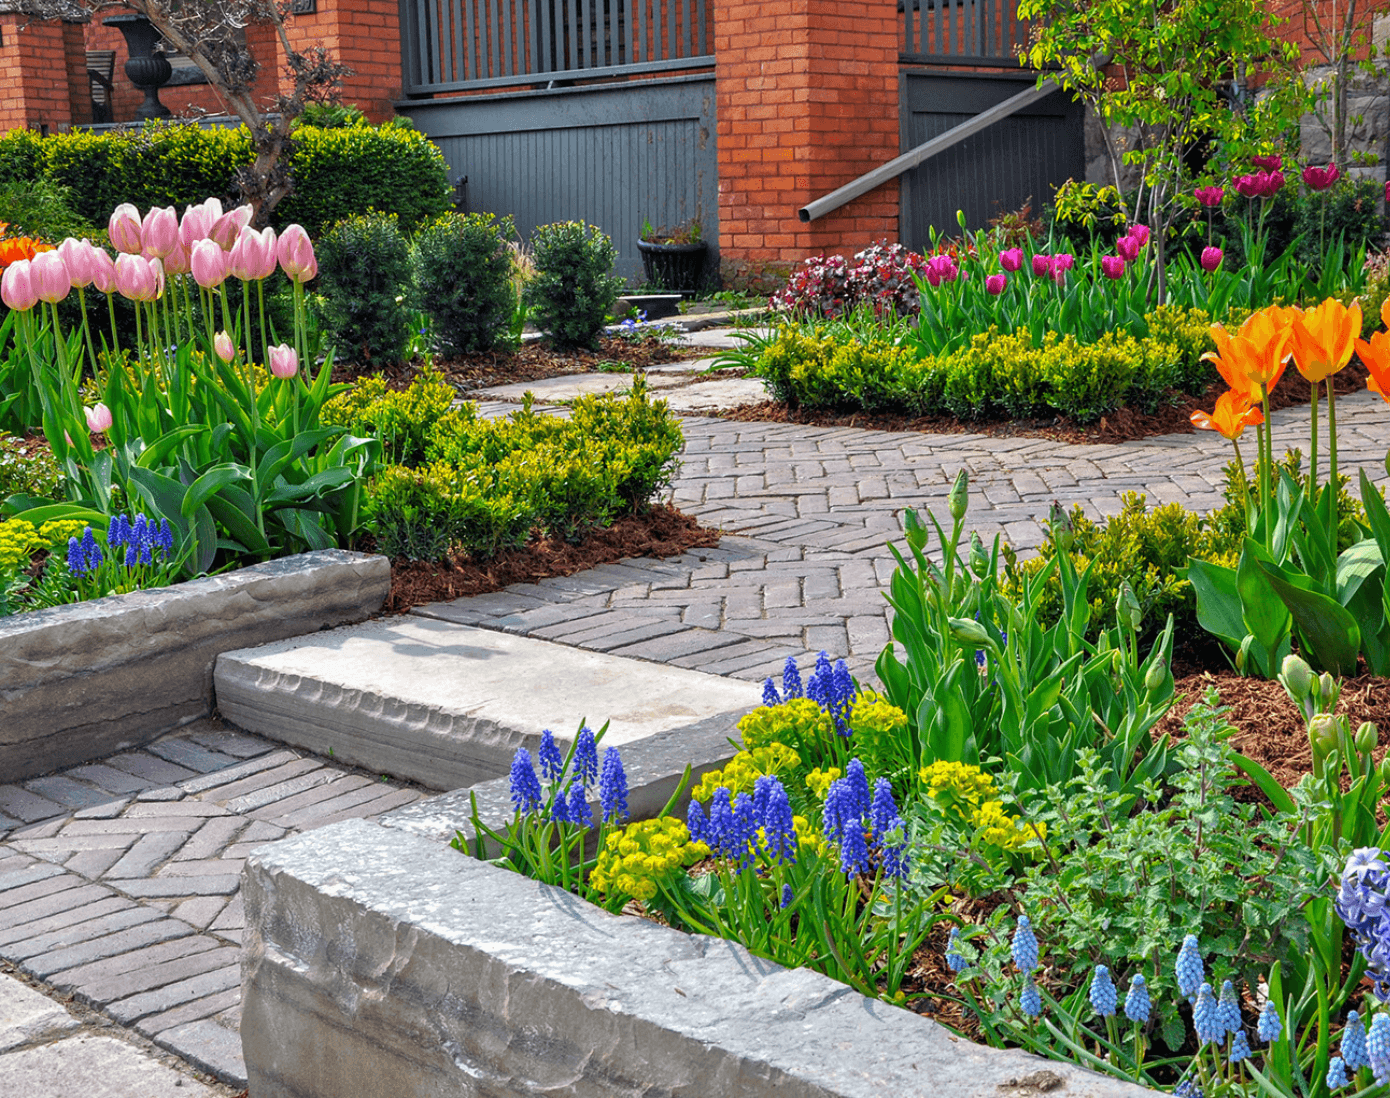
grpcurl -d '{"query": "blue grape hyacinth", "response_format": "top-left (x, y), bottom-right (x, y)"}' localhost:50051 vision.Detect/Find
top-left (869, 778), bottom-right (907, 879)
top-left (508, 748), bottom-right (542, 815)
top-left (756, 776), bottom-right (797, 865)
top-left (1230, 1029), bottom-right (1251, 1065)
top-left (1176, 934), bottom-right (1204, 1001)
top-left (1193, 983), bottom-right (1223, 1046)
top-left (780, 883), bottom-right (793, 909)
top-left (822, 778), bottom-right (870, 876)
top-left (1217, 980), bottom-right (1241, 1036)
top-left (1011, 915), bottom-right (1039, 972)
top-left (1124, 974), bottom-right (1150, 1024)
top-left (1342, 1011), bottom-right (1369, 1072)
top-left (1368, 1012), bottom-right (1390, 1084)
top-left (762, 678), bottom-right (781, 707)
top-left (1326, 1056), bottom-right (1349, 1090)
top-left (598, 747), bottom-right (628, 823)
top-left (1089, 965), bottom-right (1116, 1018)
top-left (945, 927), bottom-right (967, 973)
top-left (1020, 971), bottom-right (1041, 1017)
top-left (566, 783), bottom-right (591, 828)
top-left (1257, 999), bottom-right (1283, 1045)
top-left (537, 729), bottom-right (563, 783)
top-left (572, 727), bottom-right (598, 788)
top-left (686, 797), bottom-right (707, 845)
top-left (782, 656), bottom-right (803, 700)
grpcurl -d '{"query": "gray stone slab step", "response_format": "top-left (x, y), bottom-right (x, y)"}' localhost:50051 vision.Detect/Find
top-left (214, 617), bottom-right (762, 791)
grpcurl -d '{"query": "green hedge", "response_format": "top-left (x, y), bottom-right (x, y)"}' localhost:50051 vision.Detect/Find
top-left (0, 121), bottom-right (451, 238)
top-left (753, 305), bottom-right (1215, 424)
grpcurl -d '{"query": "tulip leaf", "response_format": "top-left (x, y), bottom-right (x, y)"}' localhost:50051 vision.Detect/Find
top-left (1336, 539), bottom-right (1382, 605)
top-left (1254, 557), bottom-right (1360, 677)
top-left (1237, 542), bottom-right (1293, 677)
top-left (1184, 557), bottom-right (1245, 650)
top-left (182, 463), bottom-right (251, 519)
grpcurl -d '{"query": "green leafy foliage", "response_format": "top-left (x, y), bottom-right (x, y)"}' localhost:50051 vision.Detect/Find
top-left (524, 221), bottom-right (625, 350)
top-left (315, 212), bottom-right (413, 366)
top-left (0, 178), bottom-right (101, 245)
top-left (0, 433), bottom-right (62, 503)
top-left (411, 212), bottom-right (518, 355)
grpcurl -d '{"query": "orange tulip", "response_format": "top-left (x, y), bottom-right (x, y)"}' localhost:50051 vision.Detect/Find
top-left (1191, 389), bottom-right (1265, 440)
top-left (1357, 329), bottom-right (1390, 403)
top-left (1202, 325), bottom-right (1257, 400)
top-left (1202, 305), bottom-right (1294, 397)
top-left (1381, 295), bottom-right (1390, 332)
top-left (1289, 297), bottom-right (1361, 383)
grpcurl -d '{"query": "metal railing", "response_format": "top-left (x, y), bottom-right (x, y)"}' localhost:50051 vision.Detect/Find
top-left (401, 0), bottom-right (713, 95)
top-left (901, 0), bottom-right (1028, 65)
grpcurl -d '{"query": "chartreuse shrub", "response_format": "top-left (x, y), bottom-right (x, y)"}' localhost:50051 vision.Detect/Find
top-left (410, 212), bottom-right (517, 355)
top-left (325, 374), bottom-right (684, 560)
top-left (0, 121), bottom-right (450, 237)
top-left (524, 221), bottom-right (625, 349)
top-left (315, 212), bottom-right (413, 365)
top-left (750, 305), bottom-right (1214, 423)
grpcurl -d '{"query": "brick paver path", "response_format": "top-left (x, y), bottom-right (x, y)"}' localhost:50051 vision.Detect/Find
top-left (0, 722), bottom-right (424, 1085)
top-left (427, 390), bottom-right (1390, 683)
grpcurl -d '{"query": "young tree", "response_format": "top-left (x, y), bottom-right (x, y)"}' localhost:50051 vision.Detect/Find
top-left (1016, 0), bottom-right (1307, 302)
top-left (1301, 0), bottom-right (1383, 166)
top-left (28, 0), bottom-right (350, 223)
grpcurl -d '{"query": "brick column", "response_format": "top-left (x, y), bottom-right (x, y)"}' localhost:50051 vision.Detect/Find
top-left (280, 0), bottom-right (403, 124)
top-left (712, 0), bottom-right (900, 280)
top-left (0, 10), bottom-right (75, 134)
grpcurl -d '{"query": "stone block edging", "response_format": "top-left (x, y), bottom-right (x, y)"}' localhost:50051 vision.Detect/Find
top-left (0, 549), bottom-right (389, 782)
top-left (241, 816), bottom-right (1157, 1098)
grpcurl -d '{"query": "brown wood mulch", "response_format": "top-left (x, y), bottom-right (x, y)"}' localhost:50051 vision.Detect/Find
top-left (380, 503), bottom-right (719, 613)
top-left (719, 360), bottom-right (1374, 446)
top-left (331, 334), bottom-right (722, 393)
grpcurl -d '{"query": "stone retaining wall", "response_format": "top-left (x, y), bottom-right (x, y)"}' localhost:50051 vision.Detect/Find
top-left (0, 549), bottom-right (389, 782)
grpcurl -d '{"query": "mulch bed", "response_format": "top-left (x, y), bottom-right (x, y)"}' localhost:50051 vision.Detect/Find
top-left (720, 360), bottom-right (1373, 446)
top-left (331, 334), bottom-right (723, 393)
top-left (380, 504), bottom-right (719, 613)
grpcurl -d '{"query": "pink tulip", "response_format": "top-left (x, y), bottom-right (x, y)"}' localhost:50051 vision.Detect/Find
top-left (1302, 163), bottom-right (1340, 192)
top-left (277, 224), bottom-right (318, 282)
top-left (998, 247), bottom-right (1023, 273)
top-left (1126, 226), bottom-right (1150, 249)
top-left (190, 239), bottom-right (228, 289)
top-left (1101, 255), bottom-right (1125, 280)
top-left (228, 225), bottom-right (277, 281)
top-left (84, 402), bottom-right (113, 433)
top-left (115, 253), bottom-right (161, 302)
top-left (1252, 154), bottom-right (1283, 172)
top-left (922, 254), bottom-right (958, 287)
top-left (985, 272), bottom-right (1007, 295)
top-left (267, 343), bottom-right (299, 379)
top-left (163, 239), bottom-right (191, 277)
top-left (58, 238), bottom-right (95, 289)
top-left (209, 205), bottom-right (253, 250)
top-left (214, 330), bottom-right (236, 363)
top-left (1031, 253), bottom-right (1052, 277)
top-left (1194, 185), bottom-right (1225, 207)
top-left (179, 198), bottom-right (220, 248)
top-left (30, 250), bottom-right (71, 304)
top-left (1115, 234), bottom-right (1141, 262)
top-left (108, 203), bottom-right (144, 254)
top-left (1201, 245), bottom-right (1223, 272)
top-left (1, 260), bottom-right (37, 311)
top-left (141, 206), bottom-right (179, 259)
top-left (88, 248), bottom-right (118, 295)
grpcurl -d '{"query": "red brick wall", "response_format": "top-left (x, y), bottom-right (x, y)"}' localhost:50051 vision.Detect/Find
top-left (712, 0), bottom-right (900, 270)
top-left (281, 0), bottom-right (403, 123)
top-left (1266, 0), bottom-right (1390, 67)
top-left (0, 14), bottom-right (75, 134)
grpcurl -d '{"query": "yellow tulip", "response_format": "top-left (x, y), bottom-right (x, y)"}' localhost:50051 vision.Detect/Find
top-left (1289, 297), bottom-right (1361, 383)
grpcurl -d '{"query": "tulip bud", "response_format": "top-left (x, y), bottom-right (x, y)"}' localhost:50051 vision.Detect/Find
top-left (1116, 581), bottom-right (1142, 632)
top-left (903, 508), bottom-right (927, 553)
top-left (214, 330), bottom-right (236, 363)
top-left (1309, 713), bottom-right (1340, 759)
top-left (1320, 672), bottom-right (1339, 708)
top-left (948, 469), bottom-right (969, 521)
top-left (1237, 635), bottom-right (1254, 674)
top-left (1145, 661), bottom-right (1166, 694)
top-left (108, 203), bottom-right (144, 254)
top-left (969, 531), bottom-right (989, 578)
top-left (1380, 753), bottom-right (1390, 786)
top-left (1355, 721), bottom-right (1379, 755)
top-left (1, 259), bottom-right (37, 311)
top-left (29, 250), bottom-right (72, 304)
top-left (948, 617), bottom-right (991, 648)
top-left (1279, 654), bottom-right (1314, 703)
top-left (1049, 501), bottom-right (1073, 553)
top-left (267, 342), bottom-right (299, 379)
top-left (84, 402), bottom-right (113, 433)
top-left (1111, 649), bottom-right (1123, 674)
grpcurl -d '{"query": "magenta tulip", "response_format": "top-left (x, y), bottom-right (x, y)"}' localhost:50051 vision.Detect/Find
top-left (115, 253), bottom-right (161, 301)
top-left (190, 239), bottom-right (228, 289)
top-left (1031, 253), bottom-right (1052, 277)
top-left (1101, 255), bottom-right (1125, 280)
top-left (88, 248), bottom-right (118, 295)
top-left (1302, 163), bottom-right (1340, 192)
top-left (1201, 246), bottom-right (1223, 272)
top-left (214, 330), bottom-right (236, 363)
top-left (1234, 173), bottom-right (1261, 198)
top-left (1053, 252), bottom-right (1075, 271)
top-left (923, 254), bottom-right (958, 287)
top-left (998, 247), bottom-right (1023, 273)
top-left (1263, 170), bottom-right (1285, 196)
top-left (108, 203), bottom-right (144, 254)
top-left (141, 206), bottom-right (179, 259)
top-left (277, 224), bottom-right (318, 282)
top-left (1126, 226), bottom-right (1150, 249)
top-left (30, 250), bottom-right (71, 304)
top-left (267, 343), bottom-right (299, 379)
top-left (985, 272), bottom-right (1007, 295)
top-left (1, 260), bottom-right (37, 311)
top-left (209, 205), bottom-right (253, 250)
top-left (57, 237), bottom-right (95, 289)
top-left (1115, 234), bottom-right (1141, 262)
top-left (1194, 185), bottom-right (1225, 207)
top-left (84, 403), bottom-right (113, 433)
top-left (1252, 154), bottom-right (1283, 172)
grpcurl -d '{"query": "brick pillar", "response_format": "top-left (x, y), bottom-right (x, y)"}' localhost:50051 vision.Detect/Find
top-left (280, 0), bottom-right (403, 124)
top-left (0, 11), bottom-right (75, 134)
top-left (63, 20), bottom-right (91, 126)
top-left (712, 0), bottom-right (900, 278)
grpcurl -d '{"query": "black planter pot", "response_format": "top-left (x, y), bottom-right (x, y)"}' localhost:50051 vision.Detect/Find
top-left (636, 240), bottom-right (708, 292)
top-left (104, 14), bottom-right (173, 121)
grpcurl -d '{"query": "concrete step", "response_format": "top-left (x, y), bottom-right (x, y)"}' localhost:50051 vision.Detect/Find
top-left (213, 617), bottom-right (761, 792)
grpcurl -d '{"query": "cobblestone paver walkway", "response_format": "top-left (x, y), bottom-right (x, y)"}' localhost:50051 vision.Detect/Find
top-left (422, 390), bottom-right (1390, 683)
top-left (0, 721), bottom-right (424, 1086)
